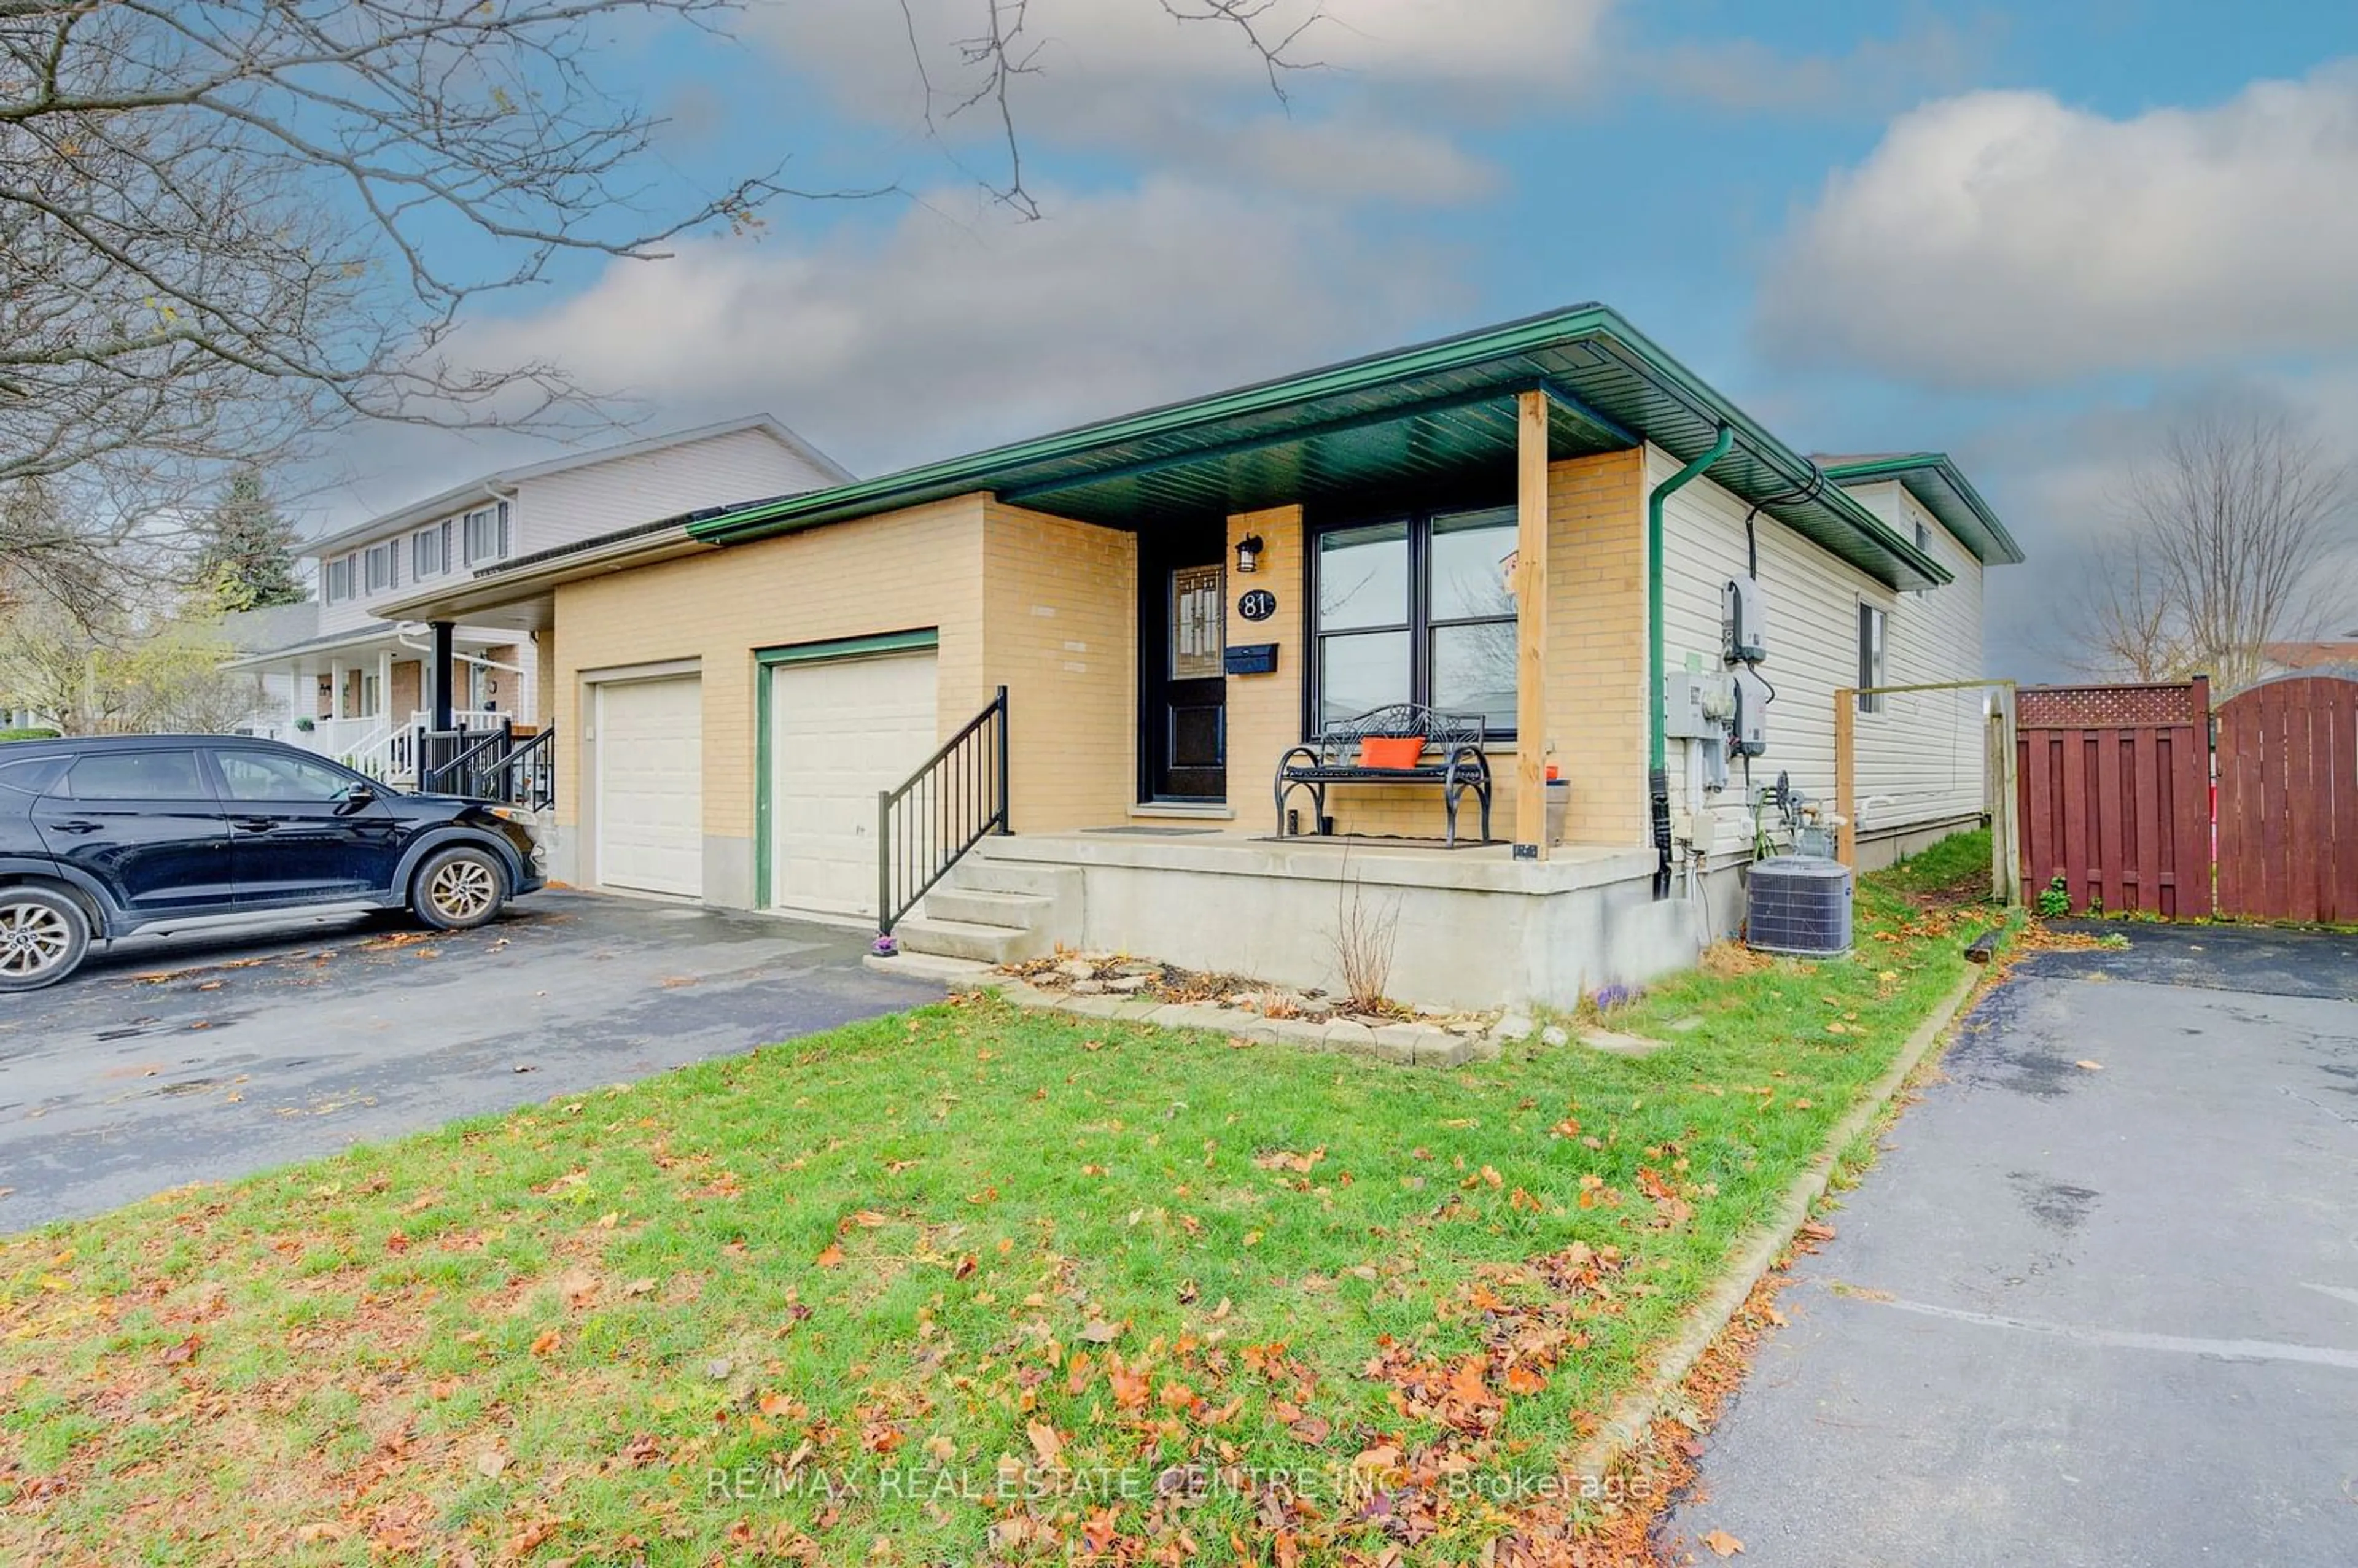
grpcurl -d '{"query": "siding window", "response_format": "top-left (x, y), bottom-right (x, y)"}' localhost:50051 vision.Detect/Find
top-left (1312, 504), bottom-right (1519, 735)
top-left (324, 554), bottom-right (355, 604)
top-left (363, 541), bottom-right (397, 594)
top-left (1914, 520), bottom-right (1930, 554)
top-left (412, 521), bottom-right (449, 578)
top-left (1857, 603), bottom-right (1888, 713)
top-left (462, 502), bottom-right (510, 566)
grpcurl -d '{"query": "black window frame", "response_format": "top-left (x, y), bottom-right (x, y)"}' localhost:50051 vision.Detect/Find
top-left (1857, 601), bottom-right (1888, 713)
top-left (1306, 500), bottom-right (1522, 742)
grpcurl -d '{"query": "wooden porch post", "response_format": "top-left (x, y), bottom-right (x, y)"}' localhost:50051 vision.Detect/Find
top-left (1515, 390), bottom-right (1550, 860)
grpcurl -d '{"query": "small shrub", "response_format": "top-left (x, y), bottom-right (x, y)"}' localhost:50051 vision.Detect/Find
top-left (2036, 875), bottom-right (2071, 918)
top-left (0, 726), bottom-right (62, 742)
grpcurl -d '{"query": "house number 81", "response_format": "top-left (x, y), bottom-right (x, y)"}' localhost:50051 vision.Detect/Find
top-left (1237, 589), bottom-right (1277, 623)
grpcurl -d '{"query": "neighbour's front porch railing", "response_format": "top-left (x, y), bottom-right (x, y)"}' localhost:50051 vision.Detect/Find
top-left (419, 723), bottom-right (555, 810)
top-left (877, 686), bottom-right (1008, 942)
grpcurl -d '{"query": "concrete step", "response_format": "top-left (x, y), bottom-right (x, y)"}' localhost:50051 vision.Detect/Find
top-left (924, 887), bottom-right (1054, 929)
top-left (891, 914), bottom-right (1048, 965)
top-left (951, 852), bottom-right (1083, 901)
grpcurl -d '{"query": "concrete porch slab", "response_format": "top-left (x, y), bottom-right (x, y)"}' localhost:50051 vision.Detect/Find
top-left (965, 833), bottom-right (1713, 1011)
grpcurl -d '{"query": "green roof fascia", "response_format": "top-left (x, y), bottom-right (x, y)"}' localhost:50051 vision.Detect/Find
top-left (687, 303), bottom-right (1951, 588)
top-left (1818, 454), bottom-right (2025, 566)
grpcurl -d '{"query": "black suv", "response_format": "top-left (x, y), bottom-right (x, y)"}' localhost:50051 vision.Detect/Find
top-left (0, 735), bottom-right (545, 991)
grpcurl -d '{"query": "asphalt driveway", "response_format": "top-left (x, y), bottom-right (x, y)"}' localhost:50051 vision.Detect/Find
top-left (0, 890), bottom-right (940, 1232)
top-left (1660, 923), bottom-right (2358, 1566)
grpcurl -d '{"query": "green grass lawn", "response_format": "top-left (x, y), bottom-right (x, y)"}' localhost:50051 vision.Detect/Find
top-left (1, 851), bottom-right (2002, 1566)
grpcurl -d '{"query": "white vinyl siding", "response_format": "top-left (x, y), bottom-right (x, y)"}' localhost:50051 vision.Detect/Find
top-left (1654, 451), bottom-right (1988, 847)
top-left (513, 428), bottom-right (841, 556)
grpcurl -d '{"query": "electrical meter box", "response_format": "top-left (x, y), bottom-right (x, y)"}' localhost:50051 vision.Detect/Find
top-left (1730, 667), bottom-right (1771, 756)
top-left (1663, 671), bottom-right (1733, 739)
top-left (1722, 574), bottom-right (1767, 664)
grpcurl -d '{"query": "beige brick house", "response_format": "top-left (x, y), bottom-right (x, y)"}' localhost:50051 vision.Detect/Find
top-left (385, 305), bottom-right (2020, 1006)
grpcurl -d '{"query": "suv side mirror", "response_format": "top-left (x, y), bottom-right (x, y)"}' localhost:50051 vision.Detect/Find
top-left (335, 783), bottom-right (376, 814)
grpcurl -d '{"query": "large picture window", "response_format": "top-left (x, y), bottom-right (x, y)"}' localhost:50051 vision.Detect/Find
top-left (1312, 505), bottom-right (1520, 735)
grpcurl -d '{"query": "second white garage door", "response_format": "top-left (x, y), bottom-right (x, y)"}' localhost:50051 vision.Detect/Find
top-left (769, 649), bottom-right (939, 916)
top-left (594, 674), bottom-right (703, 898)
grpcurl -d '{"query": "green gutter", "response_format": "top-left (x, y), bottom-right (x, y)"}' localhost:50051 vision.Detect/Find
top-left (1646, 426), bottom-right (1734, 898)
top-left (1648, 428), bottom-right (1735, 775)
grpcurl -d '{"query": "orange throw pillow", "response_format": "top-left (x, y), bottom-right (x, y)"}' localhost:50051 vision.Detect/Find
top-left (1358, 735), bottom-right (1425, 769)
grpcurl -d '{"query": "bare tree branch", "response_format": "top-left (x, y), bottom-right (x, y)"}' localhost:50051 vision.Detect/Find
top-left (2071, 408), bottom-right (2354, 693)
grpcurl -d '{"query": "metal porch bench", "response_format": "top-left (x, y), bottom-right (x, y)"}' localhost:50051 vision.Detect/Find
top-left (1273, 704), bottom-right (1494, 846)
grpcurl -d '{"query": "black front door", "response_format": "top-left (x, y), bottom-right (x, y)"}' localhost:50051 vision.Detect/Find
top-left (1142, 531), bottom-right (1226, 802)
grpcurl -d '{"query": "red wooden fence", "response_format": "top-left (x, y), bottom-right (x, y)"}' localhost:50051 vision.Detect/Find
top-left (2216, 677), bottom-right (2358, 922)
top-left (2017, 680), bottom-right (2211, 918)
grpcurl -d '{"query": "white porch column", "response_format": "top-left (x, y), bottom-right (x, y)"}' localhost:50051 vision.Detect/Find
top-left (329, 660), bottom-right (346, 721)
top-left (376, 649), bottom-right (394, 720)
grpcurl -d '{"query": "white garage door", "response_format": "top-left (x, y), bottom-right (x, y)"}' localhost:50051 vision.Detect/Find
top-left (769, 650), bottom-right (939, 916)
top-left (595, 675), bottom-right (703, 897)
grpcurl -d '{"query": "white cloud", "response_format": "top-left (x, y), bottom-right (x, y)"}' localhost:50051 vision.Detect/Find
top-left (745, 0), bottom-right (1608, 206)
top-left (1641, 16), bottom-right (1999, 117)
top-left (1759, 64), bottom-right (2358, 387)
top-left (454, 180), bottom-right (1468, 479)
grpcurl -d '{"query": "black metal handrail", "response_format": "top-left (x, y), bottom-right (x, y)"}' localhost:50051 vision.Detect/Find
top-left (504, 726), bottom-right (556, 811)
top-left (420, 722), bottom-right (511, 799)
top-left (418, 722), bottom-right (554, 809)
top-left (878, 686), bottom-right (1008, 941)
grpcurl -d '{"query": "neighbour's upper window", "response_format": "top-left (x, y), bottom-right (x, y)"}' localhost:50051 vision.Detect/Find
top-left (413, 521), bottom-right (450, 579)
top-left (1312, 505), bottom-right (1520, 735)
top-left (215, 750), bottom-right (356, 804)
top-left (462, 502), bottom-right (510, 566)
top-left (1857, 602), bottom-right (1888, 713)
top-left (59, 750), bottom-right (209, 801)
top-left (364, 541), bottom-right (397, 594)
top-left (324, 554), bottom-right (355, 604)
top-left (1914, 520), bottom-right (1931, 554)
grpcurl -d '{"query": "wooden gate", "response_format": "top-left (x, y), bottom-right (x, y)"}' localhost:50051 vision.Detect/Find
top-left (2016, 680), bottom-right (2211, 918)
top-left (2215, 676), bottom-right (2358, 922)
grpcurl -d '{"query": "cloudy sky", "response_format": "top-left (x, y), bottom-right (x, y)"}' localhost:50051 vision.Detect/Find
top-left (316, 0), bottom-right (2358, 680)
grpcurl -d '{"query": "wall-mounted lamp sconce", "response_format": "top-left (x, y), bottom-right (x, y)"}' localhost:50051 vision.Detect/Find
top-left (1235, 534), bottom-right (1264, 575)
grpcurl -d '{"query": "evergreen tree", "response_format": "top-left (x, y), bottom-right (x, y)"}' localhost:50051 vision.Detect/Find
top-left (194, 471), bottom-right (306, 611)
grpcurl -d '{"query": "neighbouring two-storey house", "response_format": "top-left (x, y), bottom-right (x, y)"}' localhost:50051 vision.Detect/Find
top-left (225, 416), bottom-right (849, 784)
